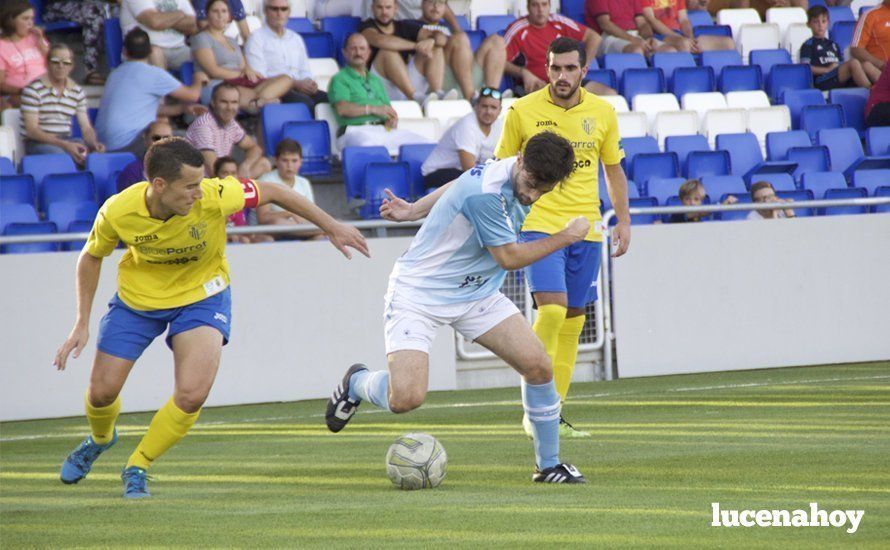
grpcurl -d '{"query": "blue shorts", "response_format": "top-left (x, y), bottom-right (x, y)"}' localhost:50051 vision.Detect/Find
top-left (519, 232), bottom-right (602, 309)
top-left (97, 288), bottom-right (232, 361)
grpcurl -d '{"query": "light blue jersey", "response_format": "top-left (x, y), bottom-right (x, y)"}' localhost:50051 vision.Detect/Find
top-left (388, 158), bottom-right (526, 305)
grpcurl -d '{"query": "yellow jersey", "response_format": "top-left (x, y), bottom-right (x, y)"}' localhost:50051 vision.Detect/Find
top-left (85, 176), bottom-right (260, 310)
top-left (494, 85), bottom-right (624, 241)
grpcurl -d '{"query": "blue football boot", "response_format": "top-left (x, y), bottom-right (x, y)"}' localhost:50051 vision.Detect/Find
top-left (60, 429), bottom-right (118, 484)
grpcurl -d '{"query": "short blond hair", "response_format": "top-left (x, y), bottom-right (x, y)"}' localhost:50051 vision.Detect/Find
top-left (678, 179), bottom-right (704, 201)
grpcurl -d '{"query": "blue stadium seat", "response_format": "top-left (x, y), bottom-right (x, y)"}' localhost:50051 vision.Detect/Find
top-left (693, 25), bottom-right (733, 38)
top-left (62, 220), bottom-right (93, 251)
top-left (816, 127), bottom-right (863, 174)
top-left (360, 162), bottom-right (410, 219)
top-left (454, 15), bottom-right (470, 31)
top-left (70, 107), bottom-right (99, 139)
top-left (717, 133), bottom-right (762, 177)
top-left (29, 0), bottom-right (80, 32)
top-left (687, 150), bottom-right (731, 179)
top-left (874, 186), bottom-right (890, 213)
top-left (671, 67), bottom-right (715, 99)
top-left (628, 196), bottom-right (659, 225)
top-left (603, 53), bottom-right (648, 85)
top-left (0, 156), bottom-right (13, 174)
top-left (286, 17), bottom-right (314, 33)
top-left (477, 15), bottom-right (515, 36)
top-left (827, 6), bottom-right (856, 23)
top-left (782, 89), bottom-right (825, 129)
top-left (621, 68), bottom-right (665, 102)
top-left (261, 103), bottom-right (312, 156)
top-left (830, 88), bottom-right (869, 135)
top-left (823, 187), bottom-right (867, 216)
top-left (299, 32), bottom-right (335, 58)
top-left (40, 172), bottom-right (95, 212)
top-left (701, 175), bottom-right (748, 201)
top-left (766, 130), bottom-right (811, 161)
top-left (175, 61), bottom-right (194, 86)
top-left (810, 0), bottom-right (827, 6)
top-left (621, 136), bottom-right (660, 180)
top-left (646, 177), bottom-right (686, 205)
top-left (852, 169), bottom-right (890, 196)
top-left (750, 49), bottom-right (792, 80)
top-left (600, 177), bottom-right (640, 213)
top-left (768, 64), bottom-right (812, 103)
top-left (0, 203), bottom-right (39, 232)
top-left (800, 104), bottom-right (845, 141)
top-left (47, 201), bottom-right (99, 235)
top-left (104, 17), bottom-right (122, 69)
top-left (86, 152), bottom-right (137, 202)
top-left (281, 120), bottom-right (332, 175)
top-left (652, 52), bottom-right (696, 88)
top-left (786, 145), bottom-right (830, 182)
top-left (1, 175), bottom-right (35, 206)
top-left (321, 16), bottom-right (360, 64)
top-left (718, 194), bottom-right (753, 221)
top-left (701, 50), bottom-right (743, 81)
top-left (342, 146), bottom-right (391, 199)
top-left (752, 173), bottom-right (796, 192)
top-left (1, 221), bottom-right (58, 254)
top-left (585, 68), bottom-right (617, 90)
top-left (777, 190), bottom-right (815, 216)
top-left (561, 0), bottom-right (586, 24)
top-left (866, 125), bottom-right (890, 157)
top-left (665, 134), bottom-right (710, 177)
top-left (829, 20), bottom-right (856, 52)
top-left (802, 171), bottom-right (847, 199)
top-left (686, 9), bottom-right (713, 28)
top-left (719, 65), bottom-right (763, 93)
top-left (21, 153), bottom-right (77, 186)
top-left (398, 143), bottom-right (436, 199)
top-left (631, 153), bottom-right (680, 192)
top-left (664, 194), bottom-right (713, 223)
top-left (465, 30), bottom-right (485, 51)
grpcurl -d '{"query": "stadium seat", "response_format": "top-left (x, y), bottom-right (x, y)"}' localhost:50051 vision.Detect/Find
top-left (701, 50), bottom-right (744, 83)
top-left (782, 88), bottom-right (825, 129)
top-left (777, 189), bottom-right (815, 216)
top-left (86, 152), bottom-right (137, 202)
top-left (40, 172), bottom-right (95, 212)
top-left (621, 68), bottom-right (665, 103)
top-left (646, 177), bottom-right (686, 205)
top-left (719, 65), bottom-right (763, 93)
top-left (829, 21), bottom-right (857, 53)
top-left (717, 194), bottom-right (754, 220)
top-left (632, 93), bottom-right (680, 132)
top-left (397, 118), bottom-right (440, 142)
top-left (865, 127), bottom-right (890, 156)
top-left (320, 16), bottom-right (360, 64)
top-left (70, 107), bottom-right (99, 139)
top-left (767, 130), bottom-right (812, 161)
top-left (308, 58), bottom-right (340, 90)
top-left (621, 136), bottom-right (659, 180)
top-left (454, 15), bottom-right (470, 31)
top-left (830, 88), bottom-right (869, 135)
top-left (681, 92), bottom-right (727, 131)
top-left (472, 0), bottom-right (514, 22)
top-left (286, 17), bottom-right (314, 33)
top-left (652, 111), bottom-right (698, 148)
top-left (261, 103), bottom-right (312, 156)
top-left (816, 127), bottom-right (877, 175)
top-left (750, 48), bottom-right (793, 79)
top-left (827, 6), bottom-right (856, 23)
top-left (603, 53), bottom-right (648, 85)
top-left (0, 175), bottom-right (35, 206)
top-left (0, 203), bottom-right (38, 232)
top-left (800, 104), bottom-right (845, 141)
top-left (476, 15), bottom-right (515, 36)
top-left (104, 17), bottom-right (122, 69)
top-left (703, 109), bottom-right (748, 146)
top-left (600, 95), bottom-right (629, 113)
top-left (716, 8), bottom-right (761, 39)
top-left (0, 128), bottom-right (16, 166)
top-left (753, 172), bottom-right (796, 192)
top-left (853, 0), bottom-right (881, 15)
top-left (616, 112), bottom-right (649, 138)
top-left (398, 143), bottom-right (436, 199)
top-left (693, 24), bottom-right (733, 38)
top-left (738, 24), bottom-right (781, 62)
top-left (768, 64), bottom-right (813, 103)
top-left (823, 187), bottom-right (868, 216)
top-left (281, 121), bottom-right (332, 175)
top-left (702, 175), bottom-right (748, 201)
top-left (652, 52), bottom-right (696, 88)
top-left (852, 169), bottom-right (890, 196)
top-left (62, 220), bottom-right (92, 251)
top-left (786, 145), bottom-right (831, 182)
top-left (21, 153), bottom-right (77, 186)
top-left (465, 30), bottom-right (485, 51)
top-left (299, 32), bottom-right (335, 58)
top-left (360, 161), bottom-right (410, 219)
top-left (665, 134), bottom-right (711, 177)
top-left (802, 171), bottom-right (848, 199)
top-left (631, 152), bottom-right (680, 192)
top-left (1, 109), bottom-right (24, 166)
top-left (47, 201), bottom-right (99, 235)
top-left (628, 196), bottom-right (659, 225)
top-left (342, 146), bottom-right (391, 200)
top-left (765, 7), bottom-right (808, 43)
top-left (725, 90), bottom-right (771, 110)
top-left (748, 106), bottom-right (792, 152)
top-left (1, 221), bottom-right (58, 254)
top-left (687, 9), bottom-right (713, 28)
top-left (784, 23), bottom-right (813, 63)
top-left (314, 103), bottom-right (340, 158)
top-left (716, 133), bottom-right (761, 176)
top-left (424, 99), bottom-right (473, 125)
top-left (671, 67), bottom-right (716, 100)
top-left (687, 150), bottom-right (731, 179)
top-left (874, 186), bottom-right (890, 213)
top-left (1, 155), bottom-right (14, 173)
top-left (585, 68), bottom-right (618, 91)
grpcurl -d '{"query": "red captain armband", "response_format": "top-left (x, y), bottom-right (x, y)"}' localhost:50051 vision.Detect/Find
top-left (239, 178), bottom-right (260, 208)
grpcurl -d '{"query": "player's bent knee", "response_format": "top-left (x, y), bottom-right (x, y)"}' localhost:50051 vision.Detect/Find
top-left (523, 356), bottom-right (554, 385)
top-left (87, 386), bottom-right (119, 408)
top-left (174, 389), bottom-right (209, 413)
top-left (389, 392), bottom-right (425, 413)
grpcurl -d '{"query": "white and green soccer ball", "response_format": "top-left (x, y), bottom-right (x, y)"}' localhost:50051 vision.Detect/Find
top-left (385, 433), bottom-right (447, 490)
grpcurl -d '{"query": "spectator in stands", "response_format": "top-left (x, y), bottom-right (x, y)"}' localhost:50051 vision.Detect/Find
top-left (865, 63), bottom-right (890, 127)
top-left (667, 179), bottom-right (738, 222)
top-left (639, 0), bottom-right (735, 54)
top-left (244, 0), bottom-right (329, 113)
top-left (421, 87), bottom-right (504, 188)
top-left (329, 33), bottom-right (431, 155)
top-left (213, 155), bottom-right (274, 243)
top-left (504, 0), bottom-right (616, 96)
top-left (116, 119), bottom-right (174, 192)
top-left (96, 28), bottom-right (208, 156)
top-left (41, 1), bottom-right (114, 85)
top-left (802, 6), bottom-right (879, 90)
top-left (121, 0), bottom-right (198, 69)
top-left (21, 43), bottom-right (104, 163)
top-left (359, 0), bottom-right (457, 103)
top-left (187, 82), bottom-right (271, 178)
top-left (414, 0), bottom-right (507, 100)
top-left (255, 138), bottom-right (323, 239)
top-left (0, 0), bottom-right (48, 108)
top-left (193, 0), bottom-right (251, 41)
top-left (747, 181), bottom-right (796, 220)
top-left (851, 0), bottom-right (890, 71)
top-left (585, 0), bottom-right (679, 56)
top-left (192, 0), bottom-right (291, 110)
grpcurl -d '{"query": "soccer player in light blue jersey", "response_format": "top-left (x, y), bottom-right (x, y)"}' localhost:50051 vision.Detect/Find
top-left (325, 132), bottom-right (590, 483)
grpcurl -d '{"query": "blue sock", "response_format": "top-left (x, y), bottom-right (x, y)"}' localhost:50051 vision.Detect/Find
top-left (522, 380), bottom-right (561, 469)
top-left (347, 370), bottom-right (391, 411)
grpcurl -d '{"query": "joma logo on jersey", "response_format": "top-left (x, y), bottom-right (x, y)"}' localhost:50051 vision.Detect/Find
top-left (189, 222), bottom-right (207, 240)
top-left (134, 234), bottom-right (159, 243)
top-left (536, 120), bottom-right (557, 127)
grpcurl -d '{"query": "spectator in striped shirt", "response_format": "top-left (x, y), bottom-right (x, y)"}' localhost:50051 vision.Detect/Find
top-left (21, 43), bottom-right (104, 164)
top-left (186, 82), bottom-right (271, 179)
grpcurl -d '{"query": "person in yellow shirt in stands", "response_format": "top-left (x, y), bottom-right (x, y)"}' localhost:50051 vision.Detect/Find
top-left (495, 37), bottom-right (631, 438)
top-left (53, 137), bottom-right (368, 498)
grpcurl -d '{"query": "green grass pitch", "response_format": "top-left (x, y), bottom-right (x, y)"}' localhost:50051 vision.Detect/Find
top-left (2, 362), bottom-right (889, 548)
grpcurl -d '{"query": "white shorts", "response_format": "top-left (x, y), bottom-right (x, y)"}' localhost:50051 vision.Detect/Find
top-left (383, 290), bottom-right (520, 354)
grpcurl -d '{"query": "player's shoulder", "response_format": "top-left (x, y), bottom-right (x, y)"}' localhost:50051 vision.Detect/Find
top-left (508, 86), bottom-right (550, 113)
top-left (476, 158), bottom-right (516, 196)
top-left (101, 182), bottom-right (148, 218)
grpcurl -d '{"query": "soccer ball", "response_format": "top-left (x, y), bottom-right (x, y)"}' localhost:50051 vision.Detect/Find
top-left (385, 433), bottom-right (447, 490)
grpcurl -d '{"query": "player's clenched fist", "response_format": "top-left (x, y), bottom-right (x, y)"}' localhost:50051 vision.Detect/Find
top-left (561, 216), bottom-right (590, 243)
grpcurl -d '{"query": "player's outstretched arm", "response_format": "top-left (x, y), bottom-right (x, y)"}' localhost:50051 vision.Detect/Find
top-left (54, 251), bottom-right (103, 371)
top-left (603, 162), bottom-right (632, 258)
top-left (256, 181), bottom-right (370, 259)
top-left (488, 216), bottom-right (590, 271)
top-left (380, 178), bottom-right (457, 222)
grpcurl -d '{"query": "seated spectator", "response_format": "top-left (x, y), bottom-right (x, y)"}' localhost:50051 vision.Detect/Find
top-left (255, 138), bottom-right (323, 239)
top-left (0, 0), bottom-right (48, 108)
top-left (96, 28), bottom-right (208, 156)
top-left (121, 0), bottom-right (198, 69)
top-left (359, 0), bottom-right (455, 103)
top-left (414, 0), bottom-right (506, 100)
top-left (851, 0), bottom-right (890, 71)
top-left (21, 44), bottom-right (104, 164)
top-left (586, 0), bottom-right (679, 56)
top-left (329, 33), bottom-right (431, 155)
top-left (192, 0), bottom-right (291, 110)
top-left (747, 181), bottom-right (796, 220)
top-left (639, 0), bottom-right (735, 54)
top-left (186, 82), bottom-right (271, 178)
top-left (802, 6), bottom-right (879, 90)
top-left (421, 87), bottom-right (503, 188)
top-left (244, 0), bottom-right (328, 113)
top-left (117, 119), bottom-right (174, 192)
top-left (41, 1), bottom-right (114, 85)
top-left (193, 0), bottom-right (251, 41)
top-left (213, 155), bottom-right (274, 243)
top-left (866, 63), bottom-right (890, 127)
top-left (667, 179), bottom-right (737, 222)
top-left (504, 0), bottom-right (616, 96)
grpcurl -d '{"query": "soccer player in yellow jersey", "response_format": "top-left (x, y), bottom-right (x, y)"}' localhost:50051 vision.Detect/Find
top-left (53, 137), bottom-right (368, 498)
top-left (494, 37), bottom-right (632, 438)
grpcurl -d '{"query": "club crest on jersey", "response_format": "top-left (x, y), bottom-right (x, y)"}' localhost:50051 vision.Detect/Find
top-left (189, 221), bottom-right (207, 240)
top-left (581, 117), bottom-right (596, 135)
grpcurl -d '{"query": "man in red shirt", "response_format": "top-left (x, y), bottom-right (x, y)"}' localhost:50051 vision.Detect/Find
top-left (866, 63), bottom-right (890, 128)
top-left (585, 0), bottom-right (681, 56)
top-left (504, 0), bottom-right (616, 95)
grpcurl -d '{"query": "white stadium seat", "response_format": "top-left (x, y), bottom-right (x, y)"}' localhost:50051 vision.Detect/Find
top-left (390, 100), bottom-right (424, 119)
top-left (309, 58), bottom-right (339, 79)
top-left (0, 126), bottom-right (17, 166)
top-left (765, 7), bottom-right (808, 43)
top-left (632, 93), bottom-right (680, 132)
top-left (398, 118), bottom-right (441, 142)
top-left (315, 75), bottom-right (331, 93)
top-left (738, 23), bottom-right (781, 62)
top-left (703, 108), bottom-right (748, 147)
top-left (725, 90), bottom-right (772, 110)
top-left (716, 8), bottom-right (762, 39)
top-left (314, 103), bottom-right (340, 158)
top-left (1, 108), bottom-right (25, 165)
top-left (747, 106), bottom-right (792, 154)
top-left (851, 0), bottom-right (880, 16)
top-left (681, 92), bottom-right (728, 131)
top-left (784, 23), bottom-right (813, 63)
top-left (616, 112), bottom-right (649, 138)
top-left (653, 111), bottom-right (700, 148)
top-left (469, 0), bottom-right (512, 25)
top-left (424, 99), bottom-right (473, 124)
top-left (600, 94), bottom-right (630, 113)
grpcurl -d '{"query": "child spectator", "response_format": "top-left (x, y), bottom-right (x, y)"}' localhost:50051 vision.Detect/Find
top-left (801, 5), bottom-right (880, 90)
top-left (747, 181), bottom-right (796, 220)
top-left (668, 179), bottom-right (740, 222)
top-left (213, 155), bottom-right (272, 244)
top-left (255, 138), bottom-right (323, 240)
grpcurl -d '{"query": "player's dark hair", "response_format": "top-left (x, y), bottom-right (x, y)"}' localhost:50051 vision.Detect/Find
top-left (0, 0), bottom-right (33, 37)
top-left (522, 132), bottom-right (574, 188)
top-left (145, 137), bottom-right (205, 183)
top-left (750, 181), bottom-right (775, 200)
top-left (212, 156), bottom-right (238, 177)
top-left (211, 82), bottom-right (239, 102)
top-left (547, 37), bottom-right (586, 69)
top-left (275, 138), bottom-right (302, 158)
top-left (807, 5), bottom-right (829, 22)
top-left (124, 28), bottom-right (152, 60)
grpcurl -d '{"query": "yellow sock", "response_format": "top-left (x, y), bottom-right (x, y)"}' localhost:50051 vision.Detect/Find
top-left (126, 398), bottom-right (200, 470)
top-left (553, 315), bottom-right (586, 401)
top-left (533, 304), bottom-right (567, 366)
top-left (85, 392), bottom-right (121, 445)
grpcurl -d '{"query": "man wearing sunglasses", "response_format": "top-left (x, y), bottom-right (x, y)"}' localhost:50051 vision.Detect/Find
top-left (21, 43), bottom-right (105, 164)
top-left (116, 119), bottom-right (175, 193)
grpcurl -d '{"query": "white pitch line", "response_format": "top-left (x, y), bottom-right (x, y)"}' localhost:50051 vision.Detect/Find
top-left (2, 374), bottom-right (888, 442)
